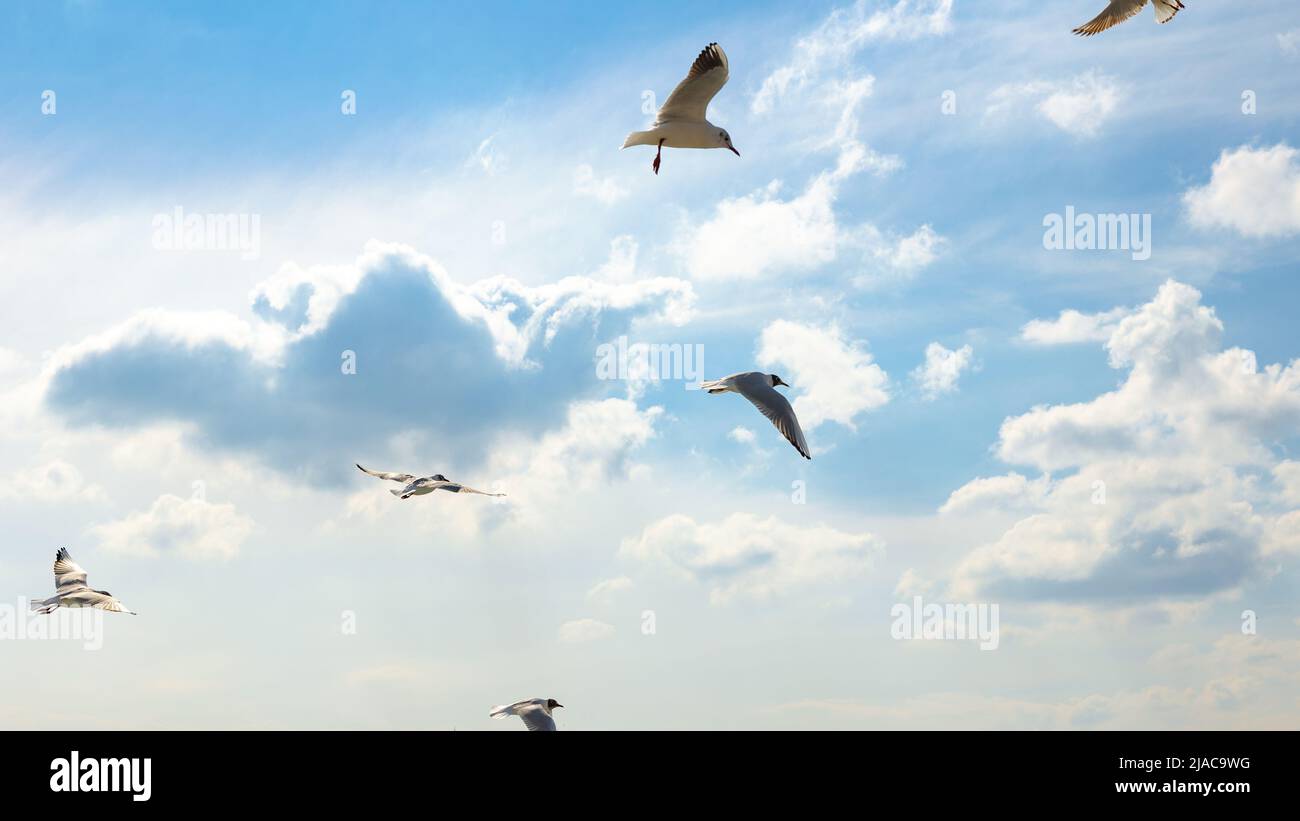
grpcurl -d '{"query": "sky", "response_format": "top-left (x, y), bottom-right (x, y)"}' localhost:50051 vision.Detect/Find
top-left (1, 0), bottom-right (1299, 729)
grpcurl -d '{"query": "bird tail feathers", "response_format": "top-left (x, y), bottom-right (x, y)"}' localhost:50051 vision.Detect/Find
top-left (622, 130), bottom-right (656, 149)
top-left (390, 489), bottom-right (404, 497)
top-left (489, 705), bottom-right (515, 719)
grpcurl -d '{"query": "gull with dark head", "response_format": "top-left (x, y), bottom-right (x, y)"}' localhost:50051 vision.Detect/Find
top-left (1073, 0), bottom-right (1185, 36)
top-left (31, 548), bottom-right (136, 615)
top-left (356, 464), bottom-right (505, 500)
top-left (489, 698), bottom-right (563, 731)
top-left (623, 42), bottom-right (738, 175)
top-left (701, 371), bottom-right (811, 460)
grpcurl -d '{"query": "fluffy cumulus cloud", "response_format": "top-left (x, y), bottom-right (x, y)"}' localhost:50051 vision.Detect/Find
top-left (0, 460), bottom-right (106, 503)
top-left (911, 342), bottom-right (973, 399)
top-left (1021, 307), bottom-right (1131, 345)
top-left (679, 145), bottom-right (914, 282)
top-left (986, 71), bottom-right (1122, 138)
top-left (621, 512), bottom-right (884, 604)
top-left (43, 243), bottom-right (691, 483)
top-left (943, 281), bottom-right (1300, 602)
top-left (758, 320), bottom-right (890, 432)
top-left (92, 494), bottom-right (254, 561)
top-left (1183, 143), bottom-right (1300, 238)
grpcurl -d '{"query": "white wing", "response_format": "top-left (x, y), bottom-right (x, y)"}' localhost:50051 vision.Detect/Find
top-left (1073, 0), bottom-right (1147, 36)
top-left (517, 705), bottom-right (557, 732)
top-left (356, 463), bottom-right (416, 484)
top-left (656, 43), bottom-right (729, 124)
top-left (444, 482), bottom-right (505, 497)
top-left (733, 374), bottom-right (811, 460)
top-left (491, 698), bottom-right (551, 729)
top-left (1151, 0), bottom-right (1183, 24)
top-left (53, 548), bottom-right (89, 593)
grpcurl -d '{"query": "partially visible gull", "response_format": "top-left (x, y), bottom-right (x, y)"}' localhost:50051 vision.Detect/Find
top-left (701, 371), bottom-right (811, 460)
top-left (30, 548), bottom-right (136, 615)
top-left (623, 42), bottom-right (739, 175)
top-left (490, 698), bottom-right (563, 731)
top-left (355, 464), bottom-right (505, 500)
top-left (1073, 0), bottom-right (1185, 36)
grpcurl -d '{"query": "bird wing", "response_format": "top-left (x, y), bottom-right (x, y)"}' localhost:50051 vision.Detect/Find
top-left (444, 482), bottom-right (506, 497)
top-left (1073, 0), bottom-right (1147, 36)
top-left (86, 591), bottom-right (134, 614)
top-left (734, 376), bottom-right (812, 460)
top-left (656, 43), bottom-right (729, 124)
top-left (490, 698), bottom-right (541, 718)
top-left (1152, 0), bottom-right (1183, 24)
top-left (356, 463), bottom-right (416, 484)
top-left (53, 548), bottom-right (89, 593)
top-left (518, 705), bottom-right (558, 732)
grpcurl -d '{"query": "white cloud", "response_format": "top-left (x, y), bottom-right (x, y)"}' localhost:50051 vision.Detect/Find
top-left (1021, 307), bottom-right (1131, 345)
top-left (680, 155), bottom-right (913, 282)
top-left (757, 320), bottom-right (889, 431)
top-left (945, 281), bottom-right (1300, 600)
top-left (92, 494), bottom-right (253, 561)
top-left (1279, 29), bottom-right (1300, 55)
top-left (728, 426), bottom-right (757, 445)
top-left (986, 71), bottom-right (1122, 138)
top-left (622, 512), bottom-right (883, 604)
top-left (558, 618), bottom-right (615, 643)
top-left (1183, 143), bottom-right (1300, 238)
top-left (0, 460), bottom-right (107, 503)
top-left (911, 342), bottom-right (973, 399)
top-left (752, 0), bottom-right (953, 114)
top-left (573, 164), bottom-right (627, 205)
top-left (586, 576), bottom-right (632, 602)
top-left (468, 135), bottom-right (505, 175)
top-left (893, 568), bottom-right (932, 597)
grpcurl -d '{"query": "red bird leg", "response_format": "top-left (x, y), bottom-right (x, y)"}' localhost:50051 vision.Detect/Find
top-left (653, 138), bottom-right (664, 175)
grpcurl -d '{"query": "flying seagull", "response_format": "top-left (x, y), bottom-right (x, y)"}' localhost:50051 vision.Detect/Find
top-left (490, 698), bottom-right (563, 731)
top-left (623, 42), bottom-right (739, 175)
top-left (1073, 0), bottom-right (1184, 36)
top-left (701, 372), bottom-right (811, 460)
top-left (355, 464), bottom-right (505, 500)
top-left (30, 548), bottom-right (136, 615)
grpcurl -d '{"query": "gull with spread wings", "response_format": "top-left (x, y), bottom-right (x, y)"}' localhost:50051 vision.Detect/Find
top-left (623, 42), bottom-right (739, 175)
top-left (30, 548), bottom-right (136, 615)
top-left (1073, 0), bottom-right (1185, 36)
top-left (355, 464), bottom-right (505, 500)
top-left (489, 698), bottom-right (563, 731)
top-left (701, 371), bottom-right (811, 460)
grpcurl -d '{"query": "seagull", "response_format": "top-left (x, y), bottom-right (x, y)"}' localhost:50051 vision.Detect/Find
top-left (489, 698), bottom-right (563, 731)
top-left (623, 42), bottom-right (738, 175)
top-left (1073, 0), bottom-right (1185, 36)
top-left (30, 548), bottom-right (136, 615)
top-left (701, 372), bottom-right (811, 460)
top-left (355, 464), bottom-right (505, 500)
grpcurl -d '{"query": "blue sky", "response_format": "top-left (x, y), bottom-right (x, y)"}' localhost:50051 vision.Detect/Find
top-left (2, 0), bottom-right (1300, 729)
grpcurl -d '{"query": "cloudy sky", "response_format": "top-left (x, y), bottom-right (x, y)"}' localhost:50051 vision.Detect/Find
top-left (2, 0), bottom-right (1299, 729)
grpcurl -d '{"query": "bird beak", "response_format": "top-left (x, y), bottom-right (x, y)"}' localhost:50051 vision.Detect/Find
top-left (729, 146), bottom-right (740, 157)
top-left (555, 703), bottom-right (565, 709)
top-left (777, 378), bottom-right (790, 387)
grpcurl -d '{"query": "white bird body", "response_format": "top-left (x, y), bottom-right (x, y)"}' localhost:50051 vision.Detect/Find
top-left (624, 43), bottom-right (738, 174)
top-left (624, 120), bottom-right (728, 150)
top-left (490, 698), bottom-right (563, 731)
top-left (702, 371), bottom-right (811, 460)
top-left (355, 464), bottom-right (505, 500)
top-left (1073, 0), bottom-right (1185, 36)
top-left (31, 548), bottom-right (136, 615)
